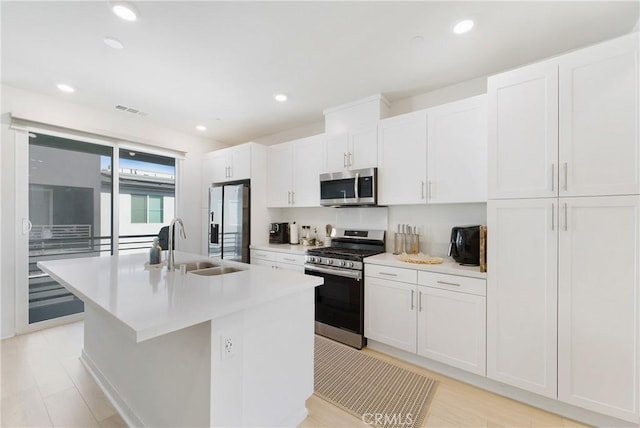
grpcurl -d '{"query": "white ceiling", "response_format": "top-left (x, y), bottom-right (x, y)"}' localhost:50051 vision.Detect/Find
top-left (2, 1), bottom-right (638, 145)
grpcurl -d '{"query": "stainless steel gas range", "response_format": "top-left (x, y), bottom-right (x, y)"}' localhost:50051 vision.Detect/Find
top-left (304, 228), bottom-right (385, 349)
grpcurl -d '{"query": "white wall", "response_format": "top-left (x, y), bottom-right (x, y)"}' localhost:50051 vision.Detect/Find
top-left (251, 121), bottom-right (324, 146)
top-left (1, 84), bottom-right (224, 338)
top-left (389, 76), bottom-right (487, 116)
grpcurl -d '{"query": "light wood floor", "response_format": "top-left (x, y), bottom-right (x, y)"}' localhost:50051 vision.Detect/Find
top-left (1, 321), bottom-right (588, 427)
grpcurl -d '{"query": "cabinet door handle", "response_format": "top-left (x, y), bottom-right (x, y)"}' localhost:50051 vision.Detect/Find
top-left (410, 289), bottom-right (415, 310)
top-left (418, 290), bottom-right (423, 312)
top-left (436, 280), bottom-right (460, 287)
top-left (551, 163), bottom-right (555, 192)
top-left (291, 191), bottom-right (295, 205)
top-left (287, 191), bottom-right (291, 204)
top-left (564, 203), bottom-right (568, 231)
top-left (343, 153), bottom-right (347, 168)
top-left (563, 162), bottom-right (568, 191)
top-left (428, 180), bottom-right (432, 200)
top-left (421, 181), bottom-right (425, 199)
top-left (551, 203), bottom-right (555, 231)
top-left (379, 272), bottom-right (397, 277)
top-left (348, 152), bottom-right (352, 167)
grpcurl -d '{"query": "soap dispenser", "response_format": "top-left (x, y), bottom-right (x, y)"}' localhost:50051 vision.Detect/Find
top-left (149, 237), bottom-right (162, 265)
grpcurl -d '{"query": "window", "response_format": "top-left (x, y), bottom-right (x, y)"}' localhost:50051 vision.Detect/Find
top-left (148, 195), bottom-right (163, 223)
top-left (131, 194), bottom-right (164, 224)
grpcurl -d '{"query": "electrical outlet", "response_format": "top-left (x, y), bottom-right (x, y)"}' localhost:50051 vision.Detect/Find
top-left (221, 334), bottom-right (236, 359)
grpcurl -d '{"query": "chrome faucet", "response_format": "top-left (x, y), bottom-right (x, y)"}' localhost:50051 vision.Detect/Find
top-left (167, 218), bottom-right (187, 271)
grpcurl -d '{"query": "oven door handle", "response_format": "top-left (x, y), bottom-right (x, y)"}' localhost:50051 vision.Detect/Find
top-left (304, 264), bottom-right (362, 280)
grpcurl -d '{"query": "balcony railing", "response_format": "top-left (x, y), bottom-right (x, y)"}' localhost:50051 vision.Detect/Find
top-left (27, 226), bottom-right (160, 324)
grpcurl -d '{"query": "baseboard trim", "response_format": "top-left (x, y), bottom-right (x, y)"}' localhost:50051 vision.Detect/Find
top-left (366, 340), bottom-right (638, 428)
top-left (80, 349), bottom-right (145, 428)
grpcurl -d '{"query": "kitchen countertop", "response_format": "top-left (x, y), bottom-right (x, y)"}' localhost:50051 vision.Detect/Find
top-left (250, 243), bottom-right (324, 254)
top-left (38, 251), bottom-right (322, 342)
top-left (364, 252), bottom-right (487, 280)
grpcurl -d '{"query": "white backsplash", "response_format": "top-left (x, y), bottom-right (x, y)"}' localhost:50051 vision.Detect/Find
top-left (270, 204), bottom-right (486, 255)
top-left (335, 207), bottom-right (388, 230)
top-left (388, 203), bottom-right (487, 256)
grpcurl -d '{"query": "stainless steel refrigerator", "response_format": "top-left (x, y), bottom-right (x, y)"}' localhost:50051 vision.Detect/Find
top-left (208, 180), bottom-right (250, 262)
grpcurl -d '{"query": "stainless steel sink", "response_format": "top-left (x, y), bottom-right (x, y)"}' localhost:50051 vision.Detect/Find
top-left (188, 266), bottom-right (243, 276)
top-left (182, 261), bottom-right (219, 272)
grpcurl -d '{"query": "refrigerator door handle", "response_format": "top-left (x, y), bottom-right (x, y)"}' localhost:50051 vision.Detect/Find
top-left (211, 224), bottom-right (219, 244)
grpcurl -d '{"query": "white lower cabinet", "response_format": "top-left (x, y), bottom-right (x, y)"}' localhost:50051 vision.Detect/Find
top-left (488, 196), bottom-right (640, 422)
top-left (365, 276), bottom-right (417, 353)
top-left (557, 196), bottom-right (640, 422)
top-left (417, 272), bottom-right (486, 376)
top-left (487, 198), bottom-right (558, 398)
top-left (365, 264), bottom-right (487, 375)
top-left (250, 249), bottom-right (305, 273)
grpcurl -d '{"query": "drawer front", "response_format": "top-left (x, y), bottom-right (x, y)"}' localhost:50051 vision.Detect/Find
top-left (276, 253), bottom-right (306, 266)
top-left (418, 271), bottom-right (486, 296)
top-left (250, 250), bottom-right (277, 262)
top-left (365, 264), bottom-right (417, 284)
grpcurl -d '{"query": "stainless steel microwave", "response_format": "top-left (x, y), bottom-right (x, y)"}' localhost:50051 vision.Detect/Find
top-left (319, 167), bottom-right (377, 207)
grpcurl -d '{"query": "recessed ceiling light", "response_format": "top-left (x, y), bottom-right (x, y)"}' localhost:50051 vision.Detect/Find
top-left (274, 93), bottom-right (288, 102)
top-left (196, 125), bottom-right (207, 131)
top-left (129, 151), bottom-right (136, 156)
top-left (453, 19), bottom-right (474, 34)
top-left (103, 37), bottom-right (124, 49)
top-left (111, 2), bottom-right (138, 22)
top-left (56, 83), bottom-right (75, 93)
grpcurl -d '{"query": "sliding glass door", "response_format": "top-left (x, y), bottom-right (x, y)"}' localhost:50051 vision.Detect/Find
top-left (17, 131), bottom-right (176, 330)
top-left (27, 133), bottom-right (113, 324)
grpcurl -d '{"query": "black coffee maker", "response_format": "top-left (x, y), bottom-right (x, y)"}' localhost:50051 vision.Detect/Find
top-left (269, 222), bottom-right (290, 244)
top-left (448, 225), bottom-right (481, 265)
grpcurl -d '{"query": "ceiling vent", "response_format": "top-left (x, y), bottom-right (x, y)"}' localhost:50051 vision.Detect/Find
top-left (115, 104), bottom-right (149, 117)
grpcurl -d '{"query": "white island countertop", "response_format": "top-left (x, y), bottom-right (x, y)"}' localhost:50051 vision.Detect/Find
top-left (38, 251), bottom-right (322, 343)
top-left (365, 252), bottom-right (487, 279)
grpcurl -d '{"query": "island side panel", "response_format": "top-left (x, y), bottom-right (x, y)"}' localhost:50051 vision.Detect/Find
top-left (82, 304), bottom-right (211, 427)
top-left (210, 287), bottom-right (315, 427)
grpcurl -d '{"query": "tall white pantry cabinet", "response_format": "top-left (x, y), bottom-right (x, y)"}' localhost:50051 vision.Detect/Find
top-left (487, 33), bottom-right (640, 423)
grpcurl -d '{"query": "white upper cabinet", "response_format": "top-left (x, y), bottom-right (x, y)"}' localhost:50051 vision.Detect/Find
top-left (427, 95), bottom-right (488, 203)
top-left (208, 143), bottom-right (252, 184)
top-left (487, 198), bottom-right (558, 398)
top-left (488, 59), bottom-right (559, 199)
top-left (267, 135), bottom-right (324, 208)
top-left (557, 196), bottom-right (640, 422)
top-left (291, 135), bottom-right (323, 206)
top-left (324, 124), bottom-right (378, 173)
top-left (267, 144), bottom-right (292, 207)
top-left (377, 110), bottom-right (428, 205)
top-left (558, 35), bottom-right (639, 197)
top-left (489, 33), bottom-right (639, 200)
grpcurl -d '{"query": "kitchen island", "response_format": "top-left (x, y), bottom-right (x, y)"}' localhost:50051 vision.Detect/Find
top-left (38, 251), bottom-right (323, 427)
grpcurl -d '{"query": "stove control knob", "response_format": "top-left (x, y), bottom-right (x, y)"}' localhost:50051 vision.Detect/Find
top-left (347, 261), bottom-right (354, 268)
top-left (339, 260), bottom-right (346, 267)
top-left (327, 259), bottom-right (333, 265)
top-left (309, 256), bottom-right (316, 263)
